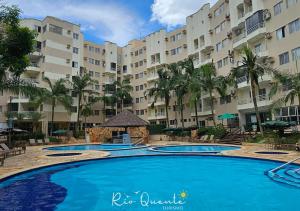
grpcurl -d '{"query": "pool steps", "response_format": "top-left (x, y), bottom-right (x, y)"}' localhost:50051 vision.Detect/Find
top-left (266, 157), bottom-right (300, 188)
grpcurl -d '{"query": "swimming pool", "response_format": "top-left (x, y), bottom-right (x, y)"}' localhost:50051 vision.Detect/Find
top-left (1, 155), bottom-right (299, 210)
top-left (151, 145), bottom-right (240, 153)
top-left (45, 144), bottom-right (147, 151)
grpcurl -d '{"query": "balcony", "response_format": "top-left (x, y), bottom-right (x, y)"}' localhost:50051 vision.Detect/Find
top-left (29, 48), bottom-right (42, 58)
top-left (237, 74), bottom-right (272, 88)
top-left (8, 95), bottom-right (30, 103)
top-left (147, 73), bottom-right (159, 82)
top-left (148, 112), bottom-right (166, 120)
top-left (147, 98), bottom-right (165, 107)
top-left (237, 94), bottom-right (272, 110)
top-left (233, 31), bottom-right (246, 49)
top-left (104, 78), bottom-right (116, 84)
top-left (246, 22), bottom-right (266, 43)
top-left (26, 63), bottom-right (41, 74)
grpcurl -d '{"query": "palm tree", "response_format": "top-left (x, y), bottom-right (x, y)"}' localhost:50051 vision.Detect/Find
top-left (34, 77), bottom-right (72, 136)
top-left (199, 63), bottom-right (227, 126)
top-left (170, 62), bottom-right (188, 128)
top-left (27, 112), bottom-right (44, 133)
top-left (230, 47), bottom-right (268, 135)
top-left (147, 69), bottom-right (172, 127)
top-left (269, 71), bottom-right (300, 111)
top-left (114, 78), bottom-right (133, 112)
top-left (72, 74), bottom-right (95, 131)
top-left (81, 104), bottom-right (93, 129)
top-left (184, 58), bottom-right (202, 127)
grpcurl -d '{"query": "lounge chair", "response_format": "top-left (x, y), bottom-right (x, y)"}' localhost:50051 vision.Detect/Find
top-left (29, 139), bottom-right (36, 145)
top-left (44, 138), bottom-right (50, 144)
top-left (0, 143), bottom-right (21, 156)
top-left (209, 135), bottom-right (215, 143)
top-left (37, 139), bottom-right (43, 145)
top-left (200, 135), bottom-right (209, 142)
top-left (0, 152), bottom-right (4, 166)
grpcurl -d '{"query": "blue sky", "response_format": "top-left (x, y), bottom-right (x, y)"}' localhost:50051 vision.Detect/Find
top-left (7, 0), bottom-right (216, 46)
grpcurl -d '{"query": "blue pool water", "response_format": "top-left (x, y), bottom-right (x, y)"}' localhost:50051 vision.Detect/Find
top-left (152, 145), bottom-right (240, 153)
top-left (1, 155), bottom-right (299, 211)
top-left (45, 144), bottom-right (146, 151)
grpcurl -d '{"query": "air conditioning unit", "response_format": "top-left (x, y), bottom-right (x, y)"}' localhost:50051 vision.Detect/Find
top-left (209, 29), bottom-right (213, 34)
top-left (265, 32), bottom-right (272, 39)
top-left (208, 13), bottom-right (212, 18)
top-left (183, 44), bottom-right (187, 49)
top-left (264, 9), bottom-right (271, 21)
top-left (225, 0), bottom-right (229, 3)
top-left (182, 29), bottom-right (187, 35)
top-left (225, 14), bottom-right (230, 21)
top-left (165, 37), bottom-right (169, 42)
top-left (227, 31), bottom-right (232, 39)
top-left (165, 51), bottom-right (169, 55)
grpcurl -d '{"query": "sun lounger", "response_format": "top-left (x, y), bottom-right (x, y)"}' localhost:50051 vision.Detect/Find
top-left (29, 139), bottom-right (36, 145)
top-left (44, 138), bottom-right (50, 144)
top-left (0, 143), bottom-right (21, 156)
top-left (0, 152), bottom-right (4, 166)
top-left (209, 135), bottom-right (215, 143)
top-left (37, 139), bottom-right (43, 144)
top-left (200, 135), bottom-right (209, 142)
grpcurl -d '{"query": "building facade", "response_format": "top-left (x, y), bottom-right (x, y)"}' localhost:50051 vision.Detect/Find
top-left (1, 0), bottom-right (300, 133)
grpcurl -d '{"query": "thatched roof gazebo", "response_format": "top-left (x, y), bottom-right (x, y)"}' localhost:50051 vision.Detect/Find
top-left (100, 110), bottom-right (149, 128)
top-left (87, 110), bottom-right (149, 144)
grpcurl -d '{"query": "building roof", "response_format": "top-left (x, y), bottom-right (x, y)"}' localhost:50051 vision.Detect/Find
top-left (100, 110), bottom-right (149, 127)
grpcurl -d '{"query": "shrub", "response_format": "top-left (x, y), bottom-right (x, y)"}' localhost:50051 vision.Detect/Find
top-left (49, 137), bottom-right (62, 143)
top-left (206, 125), bottom-right (227, 139)
top-left (197, 127), bottom-right (209, 136)
top-left (74, 130), bottom-right (85, 139)
top-left (148, 124), bottom-right (166, 135)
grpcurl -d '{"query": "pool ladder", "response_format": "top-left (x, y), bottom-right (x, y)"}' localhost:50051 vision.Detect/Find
top-left (266, 157), bottom-right (300, 188)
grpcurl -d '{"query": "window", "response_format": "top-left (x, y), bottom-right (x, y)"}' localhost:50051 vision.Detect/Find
top-left (95, 72), bottom-right (100, 77)
top-left (194, 39), bottom-right (199, 49)
top-left (215, 25), bottom-right (221, 34)
top-left (214, 3), bottom-right (225, 17)
top-left (135, 86), bottom-right (139, 91)
top-left (135, 51), bottom-right (138, 56)
top-left (139, 49), bottom-right (143, 54)
top-left (89, 46), bottom-right (94, 52)
top-left (288, 19), bottom-right (300, 34)
top-left (135, 62), bottom-right (138, 68)
top-left (136, 110), bottom-right (140, 115)
top-left (223, 57), bottom-right (229, 66)
top-left (42, 41), bottom-right (46, 48)
top-left (139, 72), bottom-right (144, 78)
top-left (71, 106), bottom-right (77, 113)
top-left (151, 55), bottom-right (156, 64)
top-left (176, 33), bottom-right (182, 40)
top-left (274, 2), bottom-right (283, 16)
top-left (73, 47), bottom-right (79, 54)
top-left (42, 25), bottom-right (47, 33)
top-left (217, 60), bottom-right (223, 69)
top-left (136, 98), bottom-right (139, 103)
top-left (123, 65), bottom-right (127, 73)
top-left (73, 33), bottom-right (79, 39)
top-left (292, 47), bottom-right (300, 61)
top-left (140, 110), bottom-right (144, 115)
top-left (110, 63), bottom-right (116, 71)
top-left (216, 42), bottom-right (222, 52)
top-left (0, 106), bottom-right (2, 113)
top-left (94, 110), bottom-right (100, 115)
top-left (34, 25), bottom-right (41, 33)
top-left (72, 61), bottom-right (78, 68)
top-left (171, 49), bottom-right (176, 55)
top-left (279, 52), bottom-right (289, 65)
top-left (95, 85), bottom-right (100, 91)
top-left (220, 95), bottom-right (231, 105)
top-left (140, 97), bottom-right (144, 103)
top-left (254, 43), bottom-right (262, 54)
top-left (222, 38), bottom-right (228, 48)
top-left (139, 61), bottom-right (143, 66)
top-left (95, 60), bottom-right (100, 66)
top-left (276, 26), bottom-right (286, 40)
top-left (135, 74), bottom-right (139, 79)
top-left (140, 85), bottom-right (144, 90)
top-left (170, 35), bottom-right (176, 42)
top-left (49, 24), bottom-right (62, 35)
top-left (88, 58), bottom-right (94, 64)
top-left (89, 71), bottom-right (94, 77)
top-left (95, 48), bottom-right (101, 53)
top-left (286, 0), bottom-right (298, 8)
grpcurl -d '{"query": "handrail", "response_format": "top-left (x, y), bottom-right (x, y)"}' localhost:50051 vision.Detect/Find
top-left (270, 157), bottom-right (300, 173)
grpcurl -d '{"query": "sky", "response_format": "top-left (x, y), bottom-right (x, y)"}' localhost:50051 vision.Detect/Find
top-left (5, 0), bottom-right (217, 46)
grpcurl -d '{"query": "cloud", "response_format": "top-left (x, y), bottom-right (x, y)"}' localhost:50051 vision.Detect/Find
top-left (6, 0), bottom-right (145, 46)
top-left (151, 0), bottom-right (217, 29)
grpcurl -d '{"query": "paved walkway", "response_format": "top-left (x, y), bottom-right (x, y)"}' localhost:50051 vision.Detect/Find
top-left (1, 142), bottom-right (300, 179)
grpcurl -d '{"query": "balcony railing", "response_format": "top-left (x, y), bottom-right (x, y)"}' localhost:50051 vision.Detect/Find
top-left (237, 76), bottom-right (248, 84)
top-left (238, 94), bottom-right (270, 105)
top-left (246, 22), bottom-right (265, 35)
top-left (233, 31), bottom-right (246, 44)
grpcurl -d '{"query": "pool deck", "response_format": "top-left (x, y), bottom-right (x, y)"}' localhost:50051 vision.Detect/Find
top-left (1, 142), bottom-right (300, 179)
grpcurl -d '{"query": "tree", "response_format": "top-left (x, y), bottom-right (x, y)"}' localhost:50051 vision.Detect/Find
top-left (81, 104), bottom-right (93, 128)
top-left (0, 5), bottom-right (37, 96)
top-left (147, 69), bottom-right (172, 127)
top-left (72, 74), bottom-right (95, 131)
top-left (27, 112), bottom-right (44, 133)
top-left (170, 62), bottom-right (188, 128)
top-left (184, 58), bottom-right (202, 127)
top-left (33, 77), bottom-right (72, 136)
top-left (270, 71), bottom-right (300, 111)
top-left (199, 63), bottom-right (227, 126)
top-left (114, 78), bottom-right (133, 112)
top-left (230, 47), bottom-right (269, 135)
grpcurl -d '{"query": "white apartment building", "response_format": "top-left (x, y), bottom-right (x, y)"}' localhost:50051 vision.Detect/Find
top-left (1, 0), bottom-right (300, 133)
